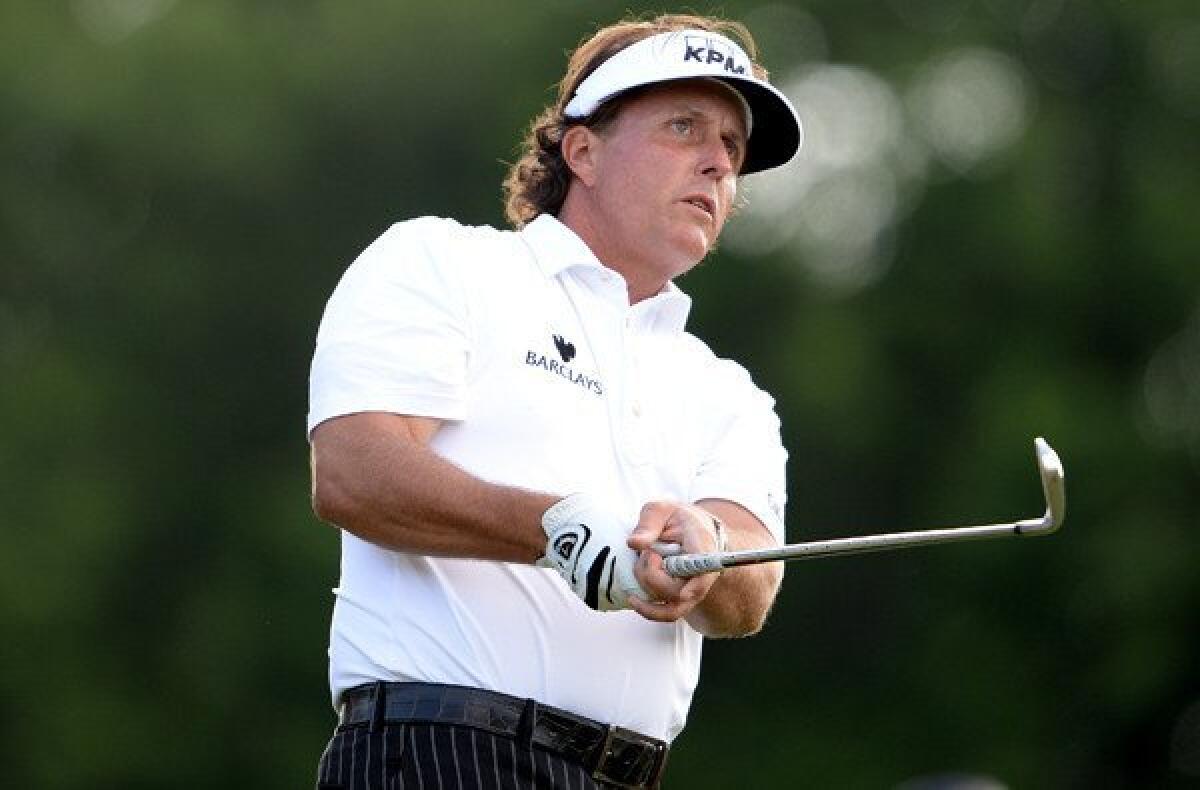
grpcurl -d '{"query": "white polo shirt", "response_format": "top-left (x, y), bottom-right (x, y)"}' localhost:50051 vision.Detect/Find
top-left (307, 214), bottom-right (787, 741)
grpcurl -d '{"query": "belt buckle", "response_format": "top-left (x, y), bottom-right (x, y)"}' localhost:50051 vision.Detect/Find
top-left (592, 724), bottom-right (666, 789)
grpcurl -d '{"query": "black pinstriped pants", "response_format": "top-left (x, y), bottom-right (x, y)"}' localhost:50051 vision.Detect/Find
top-left (316, 720), bottom-right (608, 789)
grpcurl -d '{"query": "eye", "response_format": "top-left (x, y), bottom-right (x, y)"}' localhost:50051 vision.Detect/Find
top-left (670, 117), bottom-right (694, 135)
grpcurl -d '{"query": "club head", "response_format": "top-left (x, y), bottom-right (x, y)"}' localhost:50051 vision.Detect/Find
top-left (1026, 436), bottom-right (1066, 534)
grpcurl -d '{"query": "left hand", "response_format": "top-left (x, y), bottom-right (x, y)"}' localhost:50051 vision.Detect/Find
top-left (625, 501), bottom-right (725, 622)
top-left (540, 493), bottom-right (647, 612)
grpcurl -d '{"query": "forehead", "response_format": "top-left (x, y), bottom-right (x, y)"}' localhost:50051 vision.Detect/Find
top-left (623, 80), bottom-right (749, 136)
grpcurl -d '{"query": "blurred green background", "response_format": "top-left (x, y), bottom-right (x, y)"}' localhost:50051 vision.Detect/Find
top-left (3, 0), bottom-right (1198, 787)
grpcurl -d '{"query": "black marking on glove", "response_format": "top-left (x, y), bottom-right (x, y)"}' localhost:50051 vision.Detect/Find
top-left (585, 546), bottom-right (611, 610)
top-left (603, 554), bottom-right (617, 605)
top-left (552, 532), bottom-right (577, 560)
top-left (552, 525), bottom-right (591, 586)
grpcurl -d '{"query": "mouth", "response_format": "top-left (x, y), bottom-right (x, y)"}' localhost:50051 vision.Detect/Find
top-left (681, 195), bottom-right (716, 221)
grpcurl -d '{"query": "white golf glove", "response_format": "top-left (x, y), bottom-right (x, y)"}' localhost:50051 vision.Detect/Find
top-left (538, 493), bottom-right (646, 612)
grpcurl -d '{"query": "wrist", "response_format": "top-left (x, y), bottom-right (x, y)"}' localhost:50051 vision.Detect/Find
top-left (537, 493), bottom-right (589, 566)
top-left (541, 493), bottom-right (587, 538)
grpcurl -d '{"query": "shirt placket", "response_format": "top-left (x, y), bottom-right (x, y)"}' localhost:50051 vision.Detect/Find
top-left (619, 312), bottom-right (654, 466)
top-left (556, 269), bottom-right (652, 476)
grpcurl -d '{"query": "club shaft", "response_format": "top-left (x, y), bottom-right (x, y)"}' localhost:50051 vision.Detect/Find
top-left (659, 437), bottom-right (1064, 578)
top-left (663, 517), bottom-right (1050, 578)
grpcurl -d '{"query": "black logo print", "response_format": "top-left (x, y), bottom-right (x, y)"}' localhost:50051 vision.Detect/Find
top-left (524, 334), bottom-right (604, 397)
top-left (552, 531), bottom-right (578, 561)
top-left (552, 334), bottom-right (576, 363)
top-left (682, 36), bottom-right (747, 74)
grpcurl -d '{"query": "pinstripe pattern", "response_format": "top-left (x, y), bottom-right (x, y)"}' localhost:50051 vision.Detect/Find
top-left (449, 726), bottom-right (463, 789)
top-left (409, 725), bottom-right (425, 790)
top-left (487, 729), bottom-right (500, 789)
top-left (469, 727), bottom-right (480, 785)
top-left (316, 722), bottom-right (611, 789)
top-left (380, 725), bottom-right (388, 788)
top-left (429, 725), bottom-right (442, 788)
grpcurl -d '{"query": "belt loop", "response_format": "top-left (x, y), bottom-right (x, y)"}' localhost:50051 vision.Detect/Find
top-left (517, 697), bottom-right (538, 746)
top-left (368, 681), bottom-right (387, 733)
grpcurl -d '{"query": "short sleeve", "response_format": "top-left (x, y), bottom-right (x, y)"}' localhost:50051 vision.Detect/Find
top-left (307, 217), bottom-right (473, 436)
top-left (687, 360), bottom-right (788, 544)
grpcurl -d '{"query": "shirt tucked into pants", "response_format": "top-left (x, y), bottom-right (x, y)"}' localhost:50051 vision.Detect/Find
top-left (316, 682), bottom-right (667, 789)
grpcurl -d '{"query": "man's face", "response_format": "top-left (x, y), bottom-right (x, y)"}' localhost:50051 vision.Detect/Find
top-left (571, 80), bottom-right (748, 300)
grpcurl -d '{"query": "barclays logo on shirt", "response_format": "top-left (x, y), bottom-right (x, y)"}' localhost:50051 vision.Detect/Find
top-left (525, 333), bottom-right (604, 397)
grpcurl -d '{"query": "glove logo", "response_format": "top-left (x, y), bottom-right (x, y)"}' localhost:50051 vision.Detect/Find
top-left (551, 531), bottom-right (578, 560)
top-left (550, 524), bottom-right (592, 585)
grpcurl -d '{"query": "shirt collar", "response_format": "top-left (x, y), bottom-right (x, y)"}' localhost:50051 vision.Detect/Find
top-left (520, 214), bottom-right (693, 334)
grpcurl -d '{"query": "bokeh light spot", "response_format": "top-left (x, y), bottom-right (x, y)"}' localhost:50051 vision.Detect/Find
top-left (72, 0), bottom-right (176, 44)
top-left (907, 47), bottom-right (1032, 174)
top-left (729, 64), bottom-right (911, 293)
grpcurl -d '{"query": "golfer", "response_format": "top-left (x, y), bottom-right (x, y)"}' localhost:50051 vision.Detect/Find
top-left (307, 12), bottom-right (802, 789)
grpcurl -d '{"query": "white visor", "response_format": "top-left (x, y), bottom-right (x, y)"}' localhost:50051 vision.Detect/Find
top-left (563, 29), bottom-right (803, 174)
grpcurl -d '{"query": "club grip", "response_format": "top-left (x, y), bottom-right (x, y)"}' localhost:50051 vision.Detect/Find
top-left (663, 552), bottom-right (726, 578)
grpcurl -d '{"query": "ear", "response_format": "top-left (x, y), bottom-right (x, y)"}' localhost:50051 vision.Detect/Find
top-left (561, 125), bottom-right (600, 187)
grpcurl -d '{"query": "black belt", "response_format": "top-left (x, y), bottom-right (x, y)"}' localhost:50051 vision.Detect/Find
top-left (338, 682), bottom-right (669, 789)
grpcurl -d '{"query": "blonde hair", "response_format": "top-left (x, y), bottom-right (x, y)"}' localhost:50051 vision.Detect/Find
top-left (501, 13), bottom-right (766, 228)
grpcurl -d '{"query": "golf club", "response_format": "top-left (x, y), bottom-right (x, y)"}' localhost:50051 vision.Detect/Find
top-left (655, 436), bottom-right (1066, 578)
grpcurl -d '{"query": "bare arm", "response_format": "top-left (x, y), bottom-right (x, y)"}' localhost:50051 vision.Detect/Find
top-left (310, 411), bottom-right (555, 563)
top-left (311, 412), bottom-right (782, 631)
top-left (627, 499), bottom-right (783, 638)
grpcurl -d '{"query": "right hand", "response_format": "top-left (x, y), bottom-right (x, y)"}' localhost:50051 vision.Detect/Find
top-left (539, 493), bottom-right (646, 612)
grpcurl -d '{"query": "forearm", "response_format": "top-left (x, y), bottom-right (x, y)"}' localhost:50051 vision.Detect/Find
top-left (684, 500), bottom-right (784, 638)
top-left (310, 412), bottom-right (555, 563)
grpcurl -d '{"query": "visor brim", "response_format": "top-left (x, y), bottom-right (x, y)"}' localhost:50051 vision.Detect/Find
top-left (715, 77), bottom-right (802, 174)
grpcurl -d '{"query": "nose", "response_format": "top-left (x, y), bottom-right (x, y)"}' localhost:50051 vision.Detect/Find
top-left (698, 137), bottom-right (737, 180)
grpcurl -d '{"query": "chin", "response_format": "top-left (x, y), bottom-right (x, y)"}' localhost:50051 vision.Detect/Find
top-left (645, 229), bottom-right (714, 279)
top-left (680, 234), bottom-right (715, 264)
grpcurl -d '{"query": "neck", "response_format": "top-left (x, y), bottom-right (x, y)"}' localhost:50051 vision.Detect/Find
top-left (557, 195), bottom-right (665, 304)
